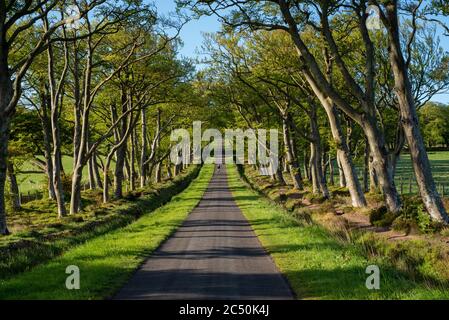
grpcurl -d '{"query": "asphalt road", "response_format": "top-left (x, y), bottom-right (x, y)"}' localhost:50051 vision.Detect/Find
top-left (114, 165), bottom-right (294, 300)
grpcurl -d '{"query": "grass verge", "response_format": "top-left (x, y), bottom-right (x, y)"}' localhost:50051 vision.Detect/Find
top-left (0, 165), bottom-right (214, 299)
top-left (1, 165), bottom-right (202, 280)
top-left (227, 164), bottom-right (449, 299)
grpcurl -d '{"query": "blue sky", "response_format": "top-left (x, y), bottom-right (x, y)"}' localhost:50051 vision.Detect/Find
top-left (155, 0), bottom-right (221, 60)
top-left (154, 0), bottom-right (449, 104)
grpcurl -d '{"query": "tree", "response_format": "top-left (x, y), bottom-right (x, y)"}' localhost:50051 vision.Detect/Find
top-left (0, 0), bottom-right (106, 234)
top-left (180, 0), bottom-right (449, 221)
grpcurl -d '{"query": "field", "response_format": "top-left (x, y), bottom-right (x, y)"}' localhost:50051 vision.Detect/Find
top-left (14, 151), bottom-right (449, 196)
top-left (16, 156), bottom-right (88, 194)
top-left (394, 151), bottom-right (449, 194)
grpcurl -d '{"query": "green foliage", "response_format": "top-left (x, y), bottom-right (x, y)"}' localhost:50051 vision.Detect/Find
top-left (392, 197), bottom-right (443, 234)
top-left (369, 206), bottom-right (397, 227)
top-left (419, 102), bottom-right (449, 148)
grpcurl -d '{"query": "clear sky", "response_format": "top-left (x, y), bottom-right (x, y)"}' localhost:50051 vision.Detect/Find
top-left (154, 0), bottom-right (449, 104)
top-left (155, 0), bottom-right (222, 61)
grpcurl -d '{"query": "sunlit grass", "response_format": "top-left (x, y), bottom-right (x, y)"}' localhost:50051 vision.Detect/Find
top-left (0, 165), bottom-right (214, 299)
top-left (227, 164), bottom-right (449, 299)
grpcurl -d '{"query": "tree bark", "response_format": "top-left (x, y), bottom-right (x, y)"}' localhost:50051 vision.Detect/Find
top-left (369, 153), bottom-right (378, 193)
top-left (322, 48), bottom-right (366, 206)
top-left (364, 137), bottom-right (370, 193)
top-left (282, 116), bottom-right (303, 189)
top-left (328, 154), bottom-right (335, 186)
top-left (140, 106), bottom-right (147, 188)
top-left (384, 2), bottom-right (449, 222)
top-left (40, 96), bottom-right (56, 200)
top-left (93, 153), bottom-right (103, 189)
top-left (114, 139), bottom-right (126, 199)
top-left (309, 107), bottom-right (329, 198)
top-left (275, 156), bottom-right (286, 186)
top-left (303, 150), bottom-right (310, 181)
top-left (154, 161), bottom-right (161, 184)
top-left (87, 140), bottom-right (96, 190)
top-left (166, 163), bottom-right (172, 180)
top-left (7, 162), bottom-right (20, 211)
top-left (129, 127), bottom-right (136, 191)
top-left (337, 153), bottom-right (346, 188)
top-left (0, 45), bottom-right (12, 234)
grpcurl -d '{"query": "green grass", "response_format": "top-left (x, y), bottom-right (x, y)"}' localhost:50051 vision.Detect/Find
top-left (16, 156), bottom-right (86, 194)
top-left (227, 164), bottom-right (449, 299)
top-left (0, 165), bottom-right (214, 299)
top-left (394, 151), bottom-right (449, 194)
top-left (327, 151), bottom-right (449, 195)
top-left (1, 165), bottom-right (201, 280)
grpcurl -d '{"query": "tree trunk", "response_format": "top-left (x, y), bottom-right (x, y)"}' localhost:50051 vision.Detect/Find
top-left (303, 150), bottom-right (310, 181)
top-left (0, 57), bottom-right (12, 234)
top-left (310, 142), bottom-right (329, 198)
top-left (103, 156), bottom-right (113, 203)
top-left (275, 157), bottom-right (286, 186)
top-left (87, 144), bottom-right (96, 190)
top-left (309, 107), bottom-right (329, 198)
top-left (140, 106), bottom-right (147, 188)
top-left (154, 161), bottom-right (161, 184)
top-left (87, 158), bottom-right (96, 189)
top-left (129, 128), bottom-right (136, 191)
top-left (385, 2), bottom-right (449, 222)
top-left (337, 153), bottom-right (346, 188)
top-left (310, 142), bottom-right (319, 194)
top-left (7, 162), bottom-right (20, 211)
top-left (173, 164), bottom-right (179, 177)
top-left (51, 110), bottom-right (67, 217)
top-left (166, 163), bottom-right (172, 180)
top-left (283, 157), bottom-right (289, 173)
top-left (283, 116), bottom-right (303, 189)
top-left (328, 154), bottom-right (335, 186)
top-left (69, 108), bottom-right (90, 214)
top-left (70, 163), bottom-right (83, 214)
top-left (363, 138), bottom-right (370, 193)
top-left (114, 145), bottom-right (126, 199)
top-left (322, 152), bottom-right (328, 183)
top-left (40, 104), bottom-right (56, 200)
top-left (92, 153), bottom-right (103, 189)
top-left (363, 118), bottom-right (401, 212)
top-left (309, 87), bottom-right (366, 206)
top-left (369, 154), bottom-right (378, 193)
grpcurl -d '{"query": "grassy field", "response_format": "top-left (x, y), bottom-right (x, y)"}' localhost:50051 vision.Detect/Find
top-left (0, 165), bottom-right (214, 299)
top-left (14, 151), bottom-right (449, 195)
top-left (394, 151), bottom-right (449, 194)
top-left (227, 164), bottom-right (449, 299)
top-left (15, 156), bottom-right (84, 194)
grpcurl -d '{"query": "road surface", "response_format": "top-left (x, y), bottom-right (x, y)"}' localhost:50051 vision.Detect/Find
top-left (114, 165), bottom-right (294, 300)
